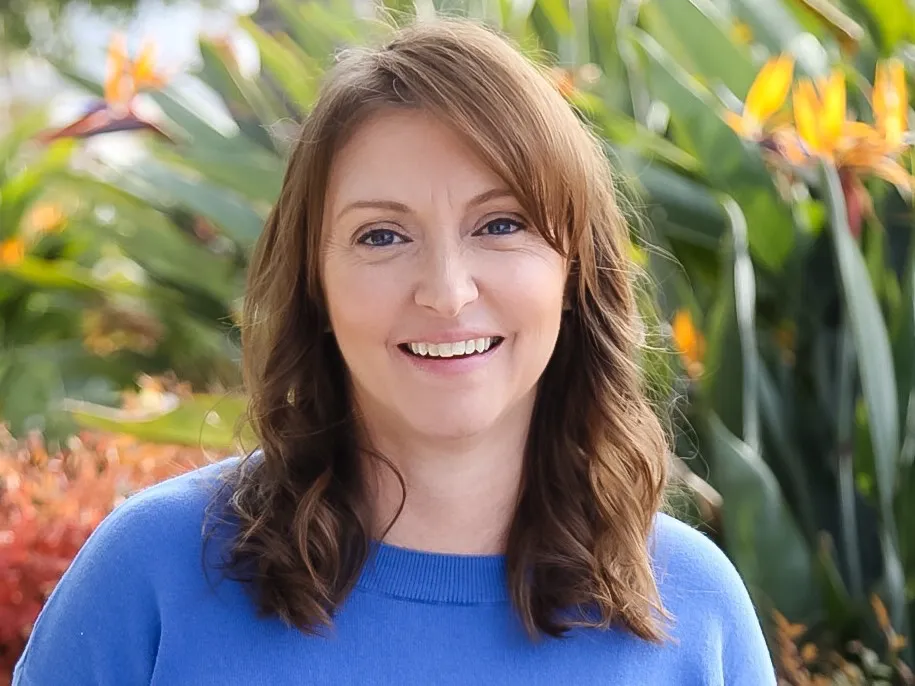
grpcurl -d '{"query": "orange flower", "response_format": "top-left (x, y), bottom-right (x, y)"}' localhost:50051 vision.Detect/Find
top-left (793, 70), bottom-right (846, 160)
top-left (672, 310), bottom-right (705, 378)
top-left (25, 203), bottom-right (66, 236)
top-left (104, 33), bottom-right (168, 114)
top-left (725, 54), bottom-right (795, 140)
top-left (0, 238), bottom-right (26, 266)
top-left (781, 61), bottom-right (914, 195)
top-left (873, 57), bottom-right (908, 150)
top-left (37, 34), bottom-right (171, 143)
top-left (549, 67), bottom-right (576, 100)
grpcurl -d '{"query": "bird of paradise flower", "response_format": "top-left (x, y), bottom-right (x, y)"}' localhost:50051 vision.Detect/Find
top-left (39, 34), bottom-right (172, 143)
top-left (725, 54), bottom-right (914, 237)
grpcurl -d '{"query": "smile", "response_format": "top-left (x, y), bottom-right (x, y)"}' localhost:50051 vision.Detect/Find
top-left (400, 337), bottom-right (504, 358)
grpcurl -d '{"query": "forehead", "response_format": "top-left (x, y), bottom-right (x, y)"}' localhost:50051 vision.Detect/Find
top-left (324, 108), bottom-right (507, 209)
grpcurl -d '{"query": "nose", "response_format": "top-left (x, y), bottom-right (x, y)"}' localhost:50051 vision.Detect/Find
top-left (413, 241), bottom-right (479, 317)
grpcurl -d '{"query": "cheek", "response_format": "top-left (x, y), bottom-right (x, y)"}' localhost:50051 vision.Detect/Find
top-left (486, 251), bottom-right (566, 334)
top-left (323, 256), bottom-right (404, 354)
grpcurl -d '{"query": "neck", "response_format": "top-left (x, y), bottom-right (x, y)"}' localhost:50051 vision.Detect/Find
top-left (357, 399), bottom-right (532, 555)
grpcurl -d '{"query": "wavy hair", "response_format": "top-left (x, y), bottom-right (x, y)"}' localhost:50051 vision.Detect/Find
top-left (206, 17), bottom-right (671, 642)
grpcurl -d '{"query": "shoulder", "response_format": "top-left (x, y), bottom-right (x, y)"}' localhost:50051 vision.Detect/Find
top-left (98, 456), bottom-right (242, 548)
top-left (647, 512), bottom-right (776, 683)
top-left (649, 512), bottom-right (744, 594)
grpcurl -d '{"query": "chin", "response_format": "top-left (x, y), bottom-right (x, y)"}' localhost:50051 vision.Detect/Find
top-left (402, 403), bottom-right (500, 441)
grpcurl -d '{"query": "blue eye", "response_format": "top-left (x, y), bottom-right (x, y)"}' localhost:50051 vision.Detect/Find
top-left (477, 218), bottom-right (525, 236)
top-left (357, 229), bottom-right (407, 247)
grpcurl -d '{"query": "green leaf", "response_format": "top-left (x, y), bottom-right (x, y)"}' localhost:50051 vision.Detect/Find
top-left (196, 39), bottom-right (284, 153)
top-left (852, 0), bottom-right (915, 52)
top-left (65, 393), bottom-right (251, 450)
top-left (823, 163), bottom-right (907, 632)
top-left (704, 412), bottom-right (818, 621)
top-left (730, 0), bottom-right (829, 77)
top-left (615, 152), bottom-right (726, 249)
top-left (535, 0), bottom-right (574, 36)
top-left (894, 236), bottom-right (915, 464)
top-left (153, 142), bottom-right (283, 208)
top-left (113, 160), bottom-right (266, 249)
top-left (823, 164), bottom-right (899, 517)
top-left (629, 29), bottom-right (796, 270)
top-left (593, 113), bottom-right (700, 174)
top-left (704, 198), bottom-right (760, 448)
top-left (639, 0), bottom-right (757, 98)
top-left (0, 257), bottom-right (142, 297)
top-left (271, 0), bottom-right (363, 63)
top-left (240, 17), bottom-right (323, 111)
top-left (0, 140), bottom-right (76, 240)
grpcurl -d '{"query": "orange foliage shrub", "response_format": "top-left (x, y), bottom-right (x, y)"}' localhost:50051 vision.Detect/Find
top-left (0, 426), bottom-right (223, 682)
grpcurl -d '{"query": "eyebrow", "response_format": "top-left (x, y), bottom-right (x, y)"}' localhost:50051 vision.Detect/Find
top-left (333, 188), bottom-right (516, 223)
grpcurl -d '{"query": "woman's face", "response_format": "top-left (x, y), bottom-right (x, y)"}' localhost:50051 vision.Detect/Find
top-left (321, 109), bottom-right (566, 441)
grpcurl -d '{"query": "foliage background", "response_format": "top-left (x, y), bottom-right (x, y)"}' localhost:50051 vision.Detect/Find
top-left (2, 0), bottom-right (915, 683)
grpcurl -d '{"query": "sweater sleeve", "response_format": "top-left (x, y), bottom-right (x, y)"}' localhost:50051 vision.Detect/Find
top-left (651, 514), bottom-right (777, 685)
top-left (12, 494), bottom-right (163, 686)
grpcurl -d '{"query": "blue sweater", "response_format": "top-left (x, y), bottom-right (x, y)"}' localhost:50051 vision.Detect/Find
top-left (14, 458), bottom-right (776, 685)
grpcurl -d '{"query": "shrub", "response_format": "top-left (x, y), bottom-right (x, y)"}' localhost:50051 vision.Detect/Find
top-left (0, 425), bottom-right (222, 680)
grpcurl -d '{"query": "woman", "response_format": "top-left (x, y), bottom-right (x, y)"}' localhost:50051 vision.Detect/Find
top-left (14, 18), bottom-right (775, 685)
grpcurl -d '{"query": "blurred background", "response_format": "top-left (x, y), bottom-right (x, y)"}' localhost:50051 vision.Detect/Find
top-left (1, 0), bottom-right (914, 682)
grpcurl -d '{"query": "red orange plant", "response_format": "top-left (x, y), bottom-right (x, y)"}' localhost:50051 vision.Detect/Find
top-left (0, 426), bottom-right (222, 681)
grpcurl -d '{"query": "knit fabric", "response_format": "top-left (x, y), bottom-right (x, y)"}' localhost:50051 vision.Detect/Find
top-left (13, 458), bottom-right (776, 685)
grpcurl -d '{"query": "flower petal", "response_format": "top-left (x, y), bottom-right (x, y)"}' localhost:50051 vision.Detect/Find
top-left (820, 69), bottom-right (846, 153)
top-left (132, 40), bottom-right (167, 89)
top-left (672, 310), bottom-right (704, 367)
top-left (868, 157), bottom-right (915, 196)
top-left (724, 110), bottom-right (753, 138)
top-left (0, 238), bottom-right (26, 266)
top-left (104, 33), bottom-right (132, 108)
top-left (794, 80), bottom-right (823, 155)
top-left (769, 125), bottom-right (810, 165)
top-left (745, 54), bottom-right (794, 126)
top-left (874, 58), bottom-right (907, 149)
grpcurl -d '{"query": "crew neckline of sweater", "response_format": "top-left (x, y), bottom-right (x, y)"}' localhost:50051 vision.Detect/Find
top-left (355, 540), bottom-right (511, 604)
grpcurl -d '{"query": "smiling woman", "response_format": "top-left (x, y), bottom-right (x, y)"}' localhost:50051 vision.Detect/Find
top-left (13, 18), bottom-right (775, 686)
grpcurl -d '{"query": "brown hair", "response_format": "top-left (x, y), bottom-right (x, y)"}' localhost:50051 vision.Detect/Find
top-left (208, 17), bottom-right (671, 642)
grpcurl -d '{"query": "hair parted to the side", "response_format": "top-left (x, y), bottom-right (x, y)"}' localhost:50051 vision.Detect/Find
top-left (205, 16), bottom-right (672, 642)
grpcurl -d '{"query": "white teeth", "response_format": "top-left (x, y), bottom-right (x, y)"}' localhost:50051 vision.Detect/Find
top-left (407, 337), bottom-right (498, 358)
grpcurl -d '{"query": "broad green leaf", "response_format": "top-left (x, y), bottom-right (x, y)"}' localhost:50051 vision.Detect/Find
top-left (894, 239), bottom-right (915, 464)
top-left (240, 17), bottom-right (323, 111)
top-left (535, 0), bottom-right (574, 36)
top-left (639, 0), bottom-right (756, 98)
top-left (614, 152), bottom-right (726, 249)
top-left (757, 362), bottom-right (817, 543)
top-left (704, 412), bottom-right (818, 621)
top-left (114, 160), bottom-right (266, 249)
top-left (0, 257), bottom-right (143, 296)
top-left (0, 111), bottom-right (49, 186)
top-left (853, 0), bottom-right (915, 52)
top-left (197, 39), bottom-right (284, 153)
top-left (823, 162), bottom-right (906, 630)
top-left (0, 140), bottom-right (76, 240)
top-left (591, 112), bottom-right (700, 174)
top-left (65, 393), bottom-right (251, 450)
top-left (823, 164), bottom-right (899, 516)
top-left (629, 29), bottom-right (795, 271)
top-left (150, 89), bottom-right (242, 149)
top-left (271, 0), bottom-right (363, 64)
